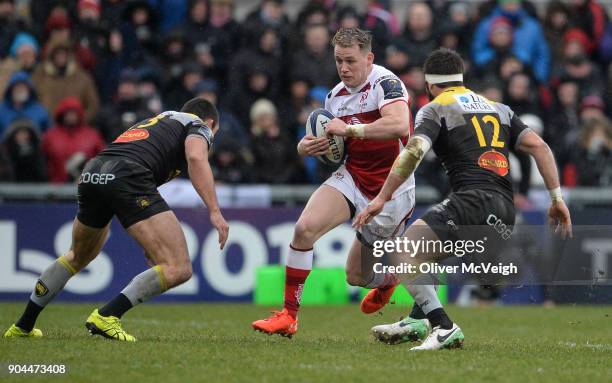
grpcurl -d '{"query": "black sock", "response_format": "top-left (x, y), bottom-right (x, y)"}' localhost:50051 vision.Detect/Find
top-left (409, 304), bottom-right (426, 320)
top-left (16, 300), bottom-right (44, 332)
top-left (425, 308), bottom-right (453, 330)
top-left (99, 294), bottom-right (133, 318)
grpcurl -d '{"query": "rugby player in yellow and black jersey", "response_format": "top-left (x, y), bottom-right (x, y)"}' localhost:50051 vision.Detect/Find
top-left (5, 98), bottom-right (229, 342)
top-left (354, 49), bottom-right (572, 351)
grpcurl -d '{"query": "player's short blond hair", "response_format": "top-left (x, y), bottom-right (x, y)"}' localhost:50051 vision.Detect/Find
top-left (332, 27), bottom-right (372, 52)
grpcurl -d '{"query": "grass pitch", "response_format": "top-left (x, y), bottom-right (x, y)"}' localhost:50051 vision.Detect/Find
top-left (0, 303), bottom-right (610, 383)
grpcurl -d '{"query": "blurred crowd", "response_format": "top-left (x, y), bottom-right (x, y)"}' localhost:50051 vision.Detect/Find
top-left (0, 0), bottom-right (612, 201)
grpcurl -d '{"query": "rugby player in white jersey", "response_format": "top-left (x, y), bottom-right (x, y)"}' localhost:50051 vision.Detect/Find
top-left (252, 27), bottom-right (441, 338)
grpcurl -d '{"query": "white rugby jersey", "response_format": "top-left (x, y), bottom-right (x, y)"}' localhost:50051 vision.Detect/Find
top-left (325, 64), bottom-right (415, 199)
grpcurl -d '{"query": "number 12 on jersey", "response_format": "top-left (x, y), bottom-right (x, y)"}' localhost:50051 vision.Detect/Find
top-left (470, 114), bottom-right (505, 148)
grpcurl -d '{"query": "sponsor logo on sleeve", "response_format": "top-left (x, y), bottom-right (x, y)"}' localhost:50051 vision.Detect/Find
top-left (380, 78), bottom-right (404, 100)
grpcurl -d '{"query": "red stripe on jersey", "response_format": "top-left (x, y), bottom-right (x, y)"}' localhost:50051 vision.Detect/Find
top-left (339, 108), bottom-right (402, 199)
top-left (335, 88), bottom-right (350, 97)
top-left (338, 109), bottom-right (381, 124)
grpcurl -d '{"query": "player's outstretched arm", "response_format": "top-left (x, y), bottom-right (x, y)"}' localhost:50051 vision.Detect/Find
top-left (353, 135), bottom-right (430, 228)
top-left (185, 137), bottom-right (229, 249)
top-left (516, 130), bottom-right (572, 238)
top-left (326, 101), bottom-right (410, 140)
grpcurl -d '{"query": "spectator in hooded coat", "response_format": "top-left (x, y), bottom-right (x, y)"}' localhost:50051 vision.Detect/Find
top-left (0, 71), bottom-right (50, 136)
top-left (42, 97), bottom-right (105, 183)
top-left (1, 118), bottom-right (47, 182)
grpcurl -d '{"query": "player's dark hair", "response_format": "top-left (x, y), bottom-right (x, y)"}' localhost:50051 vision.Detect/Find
top-left (181, 98), bottom-right (219, 128)
top-left (332, 27), bottom-right (372, 52)
top-left (423, 48), bottom-right (465, 88)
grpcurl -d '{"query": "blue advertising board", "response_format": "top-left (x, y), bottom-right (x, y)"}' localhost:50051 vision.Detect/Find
top-left (0, 204), bottom-right (384, 302)
top-left (0, 204), bottom-right (570, 303)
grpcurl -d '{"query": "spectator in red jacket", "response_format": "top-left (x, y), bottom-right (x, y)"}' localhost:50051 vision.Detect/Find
top-left (42, 96), bottom-right (105, 183)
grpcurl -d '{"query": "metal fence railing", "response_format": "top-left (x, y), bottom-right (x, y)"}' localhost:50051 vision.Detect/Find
top-left (1, 183), bottom-right (612, 207)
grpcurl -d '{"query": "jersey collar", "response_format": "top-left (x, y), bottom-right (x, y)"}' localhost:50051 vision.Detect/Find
top-left (441, 86), bottom-right (468, 94)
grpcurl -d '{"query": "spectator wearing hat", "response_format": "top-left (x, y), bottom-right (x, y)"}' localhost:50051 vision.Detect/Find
top-left (0, 32), bottom-right (40, 95)
top-left (32, 35), bottom-right (100, 123)
top-left (249, 98), bottom-right (304, 184)
top-left (472, 0), bottom-right (550, 83)
top-left (0, 71), bottom-right (50, 137)
top-left (476, 16), bottom-right (515, 79)
top-left (563, 28), bottom-right (596, 58)
top-left (94, 70), bottom-right (154, 142)
top-left (579, 94), bottom-right (606, 123)
top-left (42, 97), bottom-right (105, 183)
top-left (1, 118), bottom-right (47, 182)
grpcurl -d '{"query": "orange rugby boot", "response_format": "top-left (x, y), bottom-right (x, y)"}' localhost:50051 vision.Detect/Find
top-left (252, 309), bottom-right (298, 338)
top-left (360, 285), bottom-right (397, 314)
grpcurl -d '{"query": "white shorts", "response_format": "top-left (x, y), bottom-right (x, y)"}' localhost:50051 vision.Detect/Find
top-left (324, 165), bottom-right (415, 245)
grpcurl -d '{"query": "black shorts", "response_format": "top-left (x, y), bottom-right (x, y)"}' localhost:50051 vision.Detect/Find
top-left (76, 156), bottom-right (170, 229)
top-left (421, 189), bottom-right (515, 242)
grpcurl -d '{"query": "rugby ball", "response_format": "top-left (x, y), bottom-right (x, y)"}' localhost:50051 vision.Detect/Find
top-left (305, 108), bottom-right (346, 165)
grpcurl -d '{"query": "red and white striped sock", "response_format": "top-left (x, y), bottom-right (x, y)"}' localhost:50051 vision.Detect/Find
top-left (283, 244), bottom-right (313, 319)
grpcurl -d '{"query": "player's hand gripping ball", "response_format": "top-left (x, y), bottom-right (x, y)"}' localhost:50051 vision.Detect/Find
top-left (305, 108), bottom-right (346, 165)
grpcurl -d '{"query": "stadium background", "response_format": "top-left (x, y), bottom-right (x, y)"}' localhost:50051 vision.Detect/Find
top-left (0, 0), bottom-right (611, 306)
